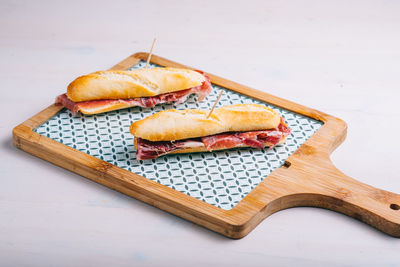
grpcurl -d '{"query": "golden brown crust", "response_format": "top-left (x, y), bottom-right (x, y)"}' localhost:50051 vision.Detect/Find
top-left (67, 68), bottom-right (206, 102)
top-left (130, 104), bottom-right (281, 141)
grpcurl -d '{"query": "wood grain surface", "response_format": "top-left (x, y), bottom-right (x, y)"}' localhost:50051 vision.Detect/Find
top-left (12, 53), bottom-right (400, 238)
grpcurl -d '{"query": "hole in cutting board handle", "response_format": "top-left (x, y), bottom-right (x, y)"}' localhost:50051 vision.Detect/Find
top-left (390, 204), bottom-right (400, 210)
top-left (283, 161), bottom-right (291, 168)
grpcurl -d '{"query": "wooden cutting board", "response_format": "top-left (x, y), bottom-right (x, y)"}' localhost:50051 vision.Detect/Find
top-left (13, 52), bottom-right (400, 238)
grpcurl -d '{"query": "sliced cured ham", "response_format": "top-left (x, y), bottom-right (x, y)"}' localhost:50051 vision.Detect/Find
top-left (135, 139), bottom-right (204, 160)
top-left (56, 74), bottom-right (212, 115)
top-left (135, 120), bottom-right (291, 160)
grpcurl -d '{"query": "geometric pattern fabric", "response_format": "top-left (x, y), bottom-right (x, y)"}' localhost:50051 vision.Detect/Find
top-left (35, 61), bottom-right (322, 210)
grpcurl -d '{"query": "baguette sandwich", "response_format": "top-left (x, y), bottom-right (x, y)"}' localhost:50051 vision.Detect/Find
top-left (56, 68), bottom-right (212, 115)
top-left (130, 104), bottom-right (291, 160)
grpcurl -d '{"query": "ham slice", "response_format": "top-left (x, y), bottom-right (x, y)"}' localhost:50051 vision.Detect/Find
top-left (136, 139), bottom-right (204, 160)
top-left (56, 73), bottom-right (212, 115)
top-left (136, 119), bottom-right (291, 160)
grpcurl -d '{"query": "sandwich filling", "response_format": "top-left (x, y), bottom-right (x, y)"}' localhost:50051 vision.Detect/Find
top-left (56, 74), bottom-right (211, 115)
top-left (136, 119), bottom-right (291, 160)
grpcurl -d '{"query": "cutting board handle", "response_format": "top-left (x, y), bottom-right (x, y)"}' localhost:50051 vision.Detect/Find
top-left (280, 159), bottom-right (400, 237)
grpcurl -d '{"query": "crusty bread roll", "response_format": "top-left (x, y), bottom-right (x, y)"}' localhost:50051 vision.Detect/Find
top-left (130, 104), bottom-right (281, 141)
top-left (67, 68), bottom-right (206, 102)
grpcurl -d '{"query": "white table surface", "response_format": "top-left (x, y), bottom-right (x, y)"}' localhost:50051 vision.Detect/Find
top-left (1, 0), bottom-right (400, 266)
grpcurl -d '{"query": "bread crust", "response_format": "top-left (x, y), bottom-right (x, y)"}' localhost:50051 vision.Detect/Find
top-left (67, 68), bottom-right (206, 102)
top-left (130, 104), bottom-right (281, 141)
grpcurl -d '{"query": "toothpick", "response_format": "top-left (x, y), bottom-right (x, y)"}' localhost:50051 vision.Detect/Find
top-left (206, 90), bottom-right (224, 118)
top-left (145, 38), bottom-right (157, 68)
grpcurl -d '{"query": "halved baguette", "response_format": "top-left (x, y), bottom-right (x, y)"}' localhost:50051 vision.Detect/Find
top-left (129, 104), bottom-right (281, 141)
top-left (67, 68), bottom-right (206, 102)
